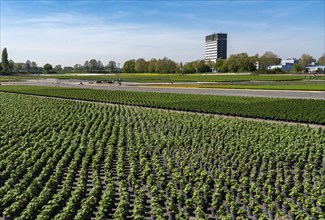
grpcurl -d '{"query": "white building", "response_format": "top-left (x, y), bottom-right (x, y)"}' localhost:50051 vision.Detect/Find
top-left (268, 58), bottom-right (299, 71)
top-left (205, 33), bottom-right (227, 62)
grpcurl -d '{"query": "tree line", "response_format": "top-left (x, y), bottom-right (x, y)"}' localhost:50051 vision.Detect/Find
top-left (1, 47), bottom-right (325, 74)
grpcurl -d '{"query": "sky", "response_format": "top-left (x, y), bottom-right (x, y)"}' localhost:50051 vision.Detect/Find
top-left (0, 0), bottom-right (324, 67)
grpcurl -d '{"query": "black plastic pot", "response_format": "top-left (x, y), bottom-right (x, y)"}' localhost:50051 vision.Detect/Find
top-left (282, 205), bottom-right (289, 215)
top-left (167, 212), bottom-right (176, 220)
top-left (268, 210), bottom-right (275, 220)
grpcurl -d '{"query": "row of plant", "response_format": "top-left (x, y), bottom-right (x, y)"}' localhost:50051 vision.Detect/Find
top-left (0, 93), bottom-right (324, 219)
top-left (164, 81), bottom-right (325, 91)
top-left (1, 85), bottom-right (324, 124)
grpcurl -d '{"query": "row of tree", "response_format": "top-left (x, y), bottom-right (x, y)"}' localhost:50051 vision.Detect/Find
top-left (0, 48), bottom-right (121, 74)
top-left (1, 47), bottom-right (325, 74)
top-left (122, 52), bottom-right (325, 74)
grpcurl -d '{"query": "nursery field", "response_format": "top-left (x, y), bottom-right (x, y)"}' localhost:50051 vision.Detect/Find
top-left (149, 81), bottom-right (325, 91)
top-left (0, 85), bottom-right (324, 124)
top-left (0, 92), bottom-right (324, 220)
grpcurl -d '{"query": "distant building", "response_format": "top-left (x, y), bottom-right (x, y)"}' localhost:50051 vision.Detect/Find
top-left (306, 65), bottom-right (325, 73)
top-left (205, 33), bottom-right (227, 62)
top-left (281, 58), bottom-right (299, 71)
top-left (268, 58), bottom-right (299, 71)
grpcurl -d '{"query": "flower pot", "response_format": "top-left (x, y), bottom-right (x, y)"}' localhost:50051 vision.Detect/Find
top-left (303, 207), bottom-right (311, 215)
top-left (225, 205), bottom-right (230, 214)
top-left (254, 197), bottom-right (261, 204)
top-left (275, 200), bottom-right (281, 209)
top-left (288, 211), bottom-right (295, 220)
top-left (282, 205), bottom-right (288, 215)
top-left (317, 204), bottom-right (325, 212)
top-left (167, 212), bottom-right (176, 220)
top-left (262, 203), bottom-right (268, 212)
top-left (211, 208), bottom-right (216, 217)
top-left (231, 212), bottom-right (237, 220)
top-left (252, 214), bottom-right (259, 220)
top-left (268, 211), bottom-right (275, 220)
top-left (297, 201), bottom-right (303, 210)
top-left (247, 207), bottom-right (253, 216)
top-left (185, 207), bottom-right (194, 216)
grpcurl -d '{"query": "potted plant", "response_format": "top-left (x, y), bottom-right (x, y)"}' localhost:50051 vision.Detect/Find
top-left (316, 195), bottom-right (325, 212)
top-left (252, 206), bottom-right (261, 220)
top-left (185, 198), bottom-right (194, 216)
top-left (229, 201), bottom-right (239, 220)
top-left (195, 206), bottom-right (207, 220)
top-left (268, 202), bottom-right (276, 220)
top-left (275, 194), bottom-right (283, 209)
top-left (247, 198), bottom-right (256, 216)
top-left (282, 200), bottom-right (289, 215)
top-left (288, 203), bottom-right (299, 220)
top-left (176, 207), bottom-right (189, 220)
top-left (166, 198), bottom-right (177, 220)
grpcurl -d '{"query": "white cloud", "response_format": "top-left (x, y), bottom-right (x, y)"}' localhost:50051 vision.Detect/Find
top-left (1, 8), bottom-right (324, 67)
top-left (2, 13), bottom-right (204, 66)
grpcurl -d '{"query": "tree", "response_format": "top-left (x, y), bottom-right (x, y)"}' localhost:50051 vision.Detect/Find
top-left (214, 59), bottom-right (224, 72)
top-left (179, 62), bottom-right (184, 74)
top-left (8, 60), bottom-right (15, 74)
top-left (259, 51), bottom-right (281, 69)
top-left (156, 58), bottom-right (168, 73)
top-left (31, 61), bottom-right (38, 73)
top-left (155, 57), bottom-right (177, 73)
top-left (318, 54), bottom-right (325, 65)
top-left (165, 58), bottom-right (177, 73)
top-left (97, 60), bottom-right (104, 72)
top-left (192, 60), bottom-right (209, 73)
top-left (108, 61), bottom-right (116, 73)
top-left (1, 48), bottom-right (9, 73)
top-left (89, 59), bottom-right (98, 72)
top-left (54, 65), bottom-right (62, 72)
top-left (122, 60), bottom-right (135, 73)
top-left (14, 63), bottom-right (23, 73)
top-left (63, 66), bottom-right (73, 72)
top-left (44, 63), bottom-right (53, 72)
top-left (135, 58), bottom-right (147, 73)
top-left (293, 63), bottom-right (303, 73)
top-left (221, 53), bottom-right (257, 73)
top-left (147, 58), bottom-right (157, 73)
top-left (84, 60), bottom-right (89, 72)
top-left (25, 60), bottom-right (31, 73)
top-left (183, 62), bottom-right (195, 73)
top-left (74, 64), bottom-right (83, 72)
top-left (299, 54), bottom-right (314, 67)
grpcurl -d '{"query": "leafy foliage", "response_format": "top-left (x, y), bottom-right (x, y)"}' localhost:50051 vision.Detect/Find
top-left (0, 93), bottom-right (324, 219)
top-left (0, 85), bottom-right (324, 124)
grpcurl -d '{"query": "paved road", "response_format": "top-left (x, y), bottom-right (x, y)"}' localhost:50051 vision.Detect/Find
top-left (2, 79), bottom-right (325, 100)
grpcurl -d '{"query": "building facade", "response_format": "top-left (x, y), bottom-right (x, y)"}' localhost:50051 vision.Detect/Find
top-left (205, 33), bottom-right (227, 62)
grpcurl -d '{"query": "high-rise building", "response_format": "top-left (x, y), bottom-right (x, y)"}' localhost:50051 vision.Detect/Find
top-left (205, 33), bottom-right (227, 62)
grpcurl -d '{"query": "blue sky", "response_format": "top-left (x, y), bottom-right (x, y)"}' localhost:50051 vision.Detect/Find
top-left (1, 0), bottom-right (324, 66)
